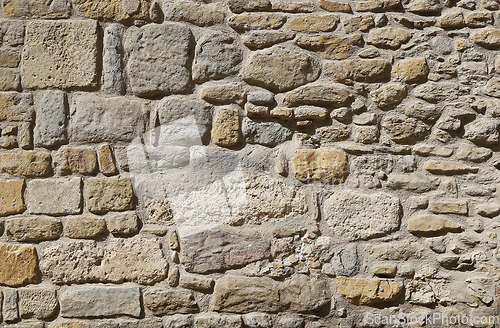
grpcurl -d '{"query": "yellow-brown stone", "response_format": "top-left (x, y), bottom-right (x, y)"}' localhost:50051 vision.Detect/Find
top-left (295, 34), bottom-right (360, 60)
top-left (98, 144), bottom-right (118, 176)
top-left (291, 149), bottom-right (348, 183)
top-left (61, 147), bottom-right (98, 175)
top-left (320, 0), bottom-right (352, 12)
top-left (228, 13), bottom-right (287, 30)
top-left (75, 0), bottom-right (149, 21)
top-left (0, 243), bottom-right (38, 286)
top-left (286, 14), bottom-right (339, 32)
top-left (438, 12), bottom-right (465, 28)
top-left (392, 57), bottom-right (429, 83)
top-left (335, 277), bottom-right (402, 305)
top-left (212, 105), bottom-right (241, 147)
top-left (0, 179), bottom-right (25, 216)
top-left (0, 50), bottom-right (20, 68)
top-left (85, 176), bottom-right (134, 214)
top-left (471, 28), bottom-right (500, 48)
top-left (1, 151), bottom-right (52, 177)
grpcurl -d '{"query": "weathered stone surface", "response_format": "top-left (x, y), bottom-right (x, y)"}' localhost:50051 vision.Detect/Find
top-left (293, 106), bottom-right (327, 120)
top-left (163, 315), bottom-right (194, 328)
top-left (212, 275), bottom-right (281, 313)
top-left (193, 32), bottom-right (243, 83)
top-left (0, 243), bottom-right (38, 286)
top-left (429, 199), bottom-right (468, 215)
top-left (66, 216), bottom-right (107, 239)
top-left (283, 84), bottom-right (351, 107)
top-left (180, 272), bottom-right (214, 291)
top-left (381, 114), bottom-right (429, 143)
top-left (164, 2), bottom-right (225, 26)
top-left (327, 59), bottom-right (391, 83)
top-left (60, 147), bottom-right (98, 175)
top-left (212, 105), bottom-right (241, 147)
top-left (476, 202), bottom-right (500, 217)
top-left (324, 190), bottom-right (401, 241)
top-left (0, 20), bottom-right (24, 47)
top-left (124, 23), bottom-right (193, 97)
top-left (1, 151), bottom-right (51, 177)
top-left (240, 46), bottom-right (320, 92)
top-left (465, 12), bottom-right (492, 27)
top-left (181, 231), bottom-right (270, 274)
top-left (281, 274), bottom-right (331, 312)
top-left (103, 24), bottom-right (125, 95)
top-left (144, 288), bottom-right (199, 316)
top-left (107, 212), bottom-right (138, 236)
top-left (425, 160), bottom-right (479, 174)
top-left (194, 313), bottom-right (242, 328)
top-left (85, 177), bottom-right (134, 214)
top-left (75, 0), bottom-right (149, 21)
top-left (18, 288), bottom-right (58, 319)
top-left (484, 77), bottom-right (500, 98)
top-left (344, 15), bottom-right (375, 33)
top-left (98, 144), bottom-right (118, 176)
top-left (228, 0), bottom-right (270, 12)
top-left (370, 83), bottom-right (407, 108)
top-left (60, 286), bottom-right (141, 318)
top-left (243, 31), bottom-right (295, 49)
top-left (3, 0), bottom-right (71, 18)
top-left (320, 0), bottom-right (352, 12)
top-left (3, 288), bottom-right (19, 321)
top-left (286, 15), bottom-right (339, 32)
top-left (26, 177), bottom-right (81, 215)
top-left (291, 149), bottom-right (348, 183)
top-left (316, 123), bottom-right (351, 142)
top-left (296, 34), bottom-right (358, 60)
top-left (242, 118), bottom-right (291, 146)
top-left (22, 20), bottom-right (97, 89)
top-left (34, 90), bottom-right (68, 148)
top-left (228, 13), bottom-right (286, 30)
top-left (471, 28), bottom-right (500, 48)
top-left (0, 50), bottom-right (19, 67)
top-left (242, 313), bottom-right (272, 328)
top-left (408, 214), bottom-right (462, 234)
top-left (439, 11), bottom-right (465, 28)
top-left (367, 28), bottom-right (412, 49)
top-left (336, 277), bottom-right (403, 305)
top-left (6, 217), bottom-right (62, 242)
top-left (463, 118), bottom-right (500, 146)
top-left (392, 57), bottom-right (429, 83)
top-left (0, 68), bottom-right (20, 91)
top-left (413, 82), bottom-right (463, 103)
top-left (271, 0), bottom-right (315, 12)
top-left (0, 92), bottom-right (33, 122)
top-left (457, 143), bottom-right (492, 162)
top-left (400, 100), bottom-right (441, 122)
top-left (386, 174), bottom-right (439, 192)
top-left (0, 179), bottom-right (25, 216)
top-left (356, 0), bottom-right (401, 11)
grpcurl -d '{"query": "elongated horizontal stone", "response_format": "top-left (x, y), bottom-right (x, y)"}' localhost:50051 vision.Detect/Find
top-left (408, 214), bottom-right (462, 234)
top-left (143, 288), bottom-right (199, 315)
top-left (291, 149), bottom-right (348, 183)
top-left (1, 151), bottom-right (51, 177)
top-left (385, 174), bottom-right (439, 192)
top-left (425, 160), bottom-right (479, 174)
top-left (336, 277), bottom-right (402, 305)
top-left (6, 217), bottom-right (62, 242)
top-left (26, 177), bottom-right (81, 215)
top-left (283, 84), bottom-right (352, 107)
top-left (429, 199), bottom-right (468, 215)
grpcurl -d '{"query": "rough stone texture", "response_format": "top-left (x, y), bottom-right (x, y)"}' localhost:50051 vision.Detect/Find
top-left (85, 176), bottom-right (134, 214)
top-left (26, 177), bottom-right (81, 215)
top-left (242, 118), bottom-right (292, 146)
top-left (286, 15), bottom-right (339, 32)
top-left (336, 277), bottom-right (403, 305)
top-left (370, 83), bottom-right (407, 108)
top-left (143, 288), bottom-right (199, 315)
top-left (18, 288), bottom-right (58, 319)
top-left (60, 147), bottom-right (98, 175)
top-left (296, 34), bottom-right (359, 60)
top-left (34, 90), bottom-right (68, 148)
top-left (107, 212), bottom-right (138, 236)
top-left (65, 216), bottom-right (107, 239)
top-left (408, 214), bottom-right (462, 234)
top-left (75, 0), bottom-right (149, 21)
top-left (0, 179), bottom-right (25, 216)
top-left (0, 68), bottom-right (20, 91)
top-left (291, 149), bottom-right (348, 183)
top-left (3, 0), bottom-right (71, 18)
top-left (381, 113), bottom-right (429, 142)
top-left (323, 190), bottom-right (401, 241)
top-left (194, 314), bottom-right (243, 328)
top-left (0, 243), bottom-right (38, 286)
top-left (212, 105), bottom-right (241, 147)
top-left (283, 84), bottom-right (351, 107)
top-left (124, 23), bottom-right (193, 97)
top-left (392, 57), bottom-right (429, 83)
top-left (0, 92), bottom-right (33, 122)
top-left (6, 217), bottom-right (62, 242)
top-left (228, 13), bottom-right (287, 31)
top-left (243, 31), bottom-right (295, 49)
top-left (164, 2), bottom-right (225, 26)
top-left (60, 286), bottom-right (141, 318)
top-left (103, 24), bottom-right (125, 95)
top-left (240, 46), bottom-right (320, 92)
top-left (98, 144), bottom-right (118, 176)
top-left (425, 160), bottom-right (479, 174)
top-left (1, 151), bottom-right (51, 177)
top-left (22, 20), bottom-right (98, 89)
top-left (3, 288), bottom-right (19, 321)
top-left (367, 28), bottom-right (412, 49)
top-left (228, 0), bottom-right (271, 13)
top-left (327, 59), bottom-right (391, 83)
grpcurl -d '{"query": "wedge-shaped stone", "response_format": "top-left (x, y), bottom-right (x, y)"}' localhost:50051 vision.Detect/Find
top-left (18, 288), bottom-right (58, 319)
top-left (6, 217), bottom-right (62, 242)
top-left (336, 277), bottom-right (402, 305)
top-left (327, 59), bottom-right (391, 83)
top-left (324, 190), bottom-right (401, 241)
top-left (22, 20), bottom-right (98, 89)
top-left (291, 149), bottom-right (348, 183)
top-left (429, 199), bottom-right (468, 215)
top-left (408, 214), bottom-right (462, 234)
top-left (75, 0), bottom-right (149, 21)
top-left (385, 174), bottom-right (439, 193)
top-left (1, 151), bottom-right (51, 177)
top-left (85, 176), bottom-right (134, 213)
top-left (283, 84), bottom-right (351, 107)
top-left (425, 160), bottom-right (478, 174)
top-left (476, 202), bottom-right (500, 218)
top-left (26, 177), bottom-right (81, 215)
top-left (0, 243), bottom-right (38, 286)
top-left (60, 286), bottom-right (141, 318)
top-left (143, 288), bottom-right (199, 315)
top-left (0, 179), bottom-right (25, 216)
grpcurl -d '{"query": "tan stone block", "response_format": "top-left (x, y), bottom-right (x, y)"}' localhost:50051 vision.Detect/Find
top-left (66, 216), bottom-right (107, 239)
top-left (0, 243), bottom-right (38, 286)
top-left (326, 59), bottom-right (391, 83)
top-left (2, 0), bottom-right (71, 18)
top-left (21, 20), bottom-right (98, 89)
top-left (408, 214), bottom-right (462, 234)
top-left (283, 84), bottom-right (352, 107)
top-left (429, 199), bottom-right (468, 215)
top-left (392, 57), bottom-right (429, 83)
top-left (439, 12), bottom-right (465, 28)
top-left (471, 28), bottom-right (500, 48)
top-left (228, 13), bottom-right (287, 30)
top-left (212, 105), bottom-right (241, 147)
top-left (0, 68), bottom-right (20, 91)
top-left (295, 34), bottom-right (359, 60)
top-left (75, 0), bottom-right (149, 21)
top-left (0, 50), bottom-right (20, 68)
top-left (201, 83), bottom-right (246, 104)
top-left (0, 179), bottom-right (25, 216)
top-left (425, 160), bottom-right (479, 174)
top-left (286, 14), bottom-right (339, 32)
top-left (60, 147), bottom-right (98, 175)
top-left (356, 0), bottom-right (401, 11)
top-left (1, 151), bottom-right (51, 177)
top-left (98, 144), bottom-right (118, 176)
top-left (367, 27), bottom-right (412, 49)
top-left (343, 15), bottom-right (375, 33)
top-left (320, 0), bottom-right (352, 12)
top-left (18, 288), bottom-right (58, 319)
top-left (85, 176), bottom-right (134, 213)
top-left (0, 92), bottom-right (33, 122)
top-left (466, 12), bottom-right (493, 28)
top-left (291, 149), bottom-right (348, 183)
top-left (335, 277), bottom-right (402, 305)
top-left (107, 212), bottom-right (138, 236)
top-left (6, 217), bottom-right (62, 242)
top-left (228, 0), bottom-right (270, 13)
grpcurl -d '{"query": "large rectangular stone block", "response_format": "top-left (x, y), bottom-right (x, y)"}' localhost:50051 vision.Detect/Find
top-left (21, 20), bottom-right (98, 89)
top-left (25, 177), bottom-right (81, 215)
top-left (0, 244), bottom-right (38, 286)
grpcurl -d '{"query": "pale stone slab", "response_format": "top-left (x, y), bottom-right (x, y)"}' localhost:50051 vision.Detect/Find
top-left (34, 90), bottom-right (68, 148)
top-left (26, 177), bottom-right (81, 215)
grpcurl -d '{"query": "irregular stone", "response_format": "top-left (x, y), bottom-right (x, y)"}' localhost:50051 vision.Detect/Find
top-left (476, 202), bottom-right (500, 217)
top-left (0, 180), bottom-right (25, 216)
top-left (242, 313), bottom-right (272, 328)
top-left (400, 100), bottom-right (441, 122)
top-left (0, 68), bottom-right (20, 91)
top-left (0, 243), bottom-right (38, 286)
top-left (98, 144), bottom-right (118, 176)
top-left (472, 28), bottom-right (500, 49)
top-left (344, 15), bottom-right (375, 33)
top-left (286, 15), bottom-right (339, 32)
top-left (243, 30), bottom-right (295, 49)
top-left (352, 125), bottom-right (379, 144)
top-left (60, 286), bottom-right (141, 318)
top-left (457, 143), bottom-right (492, 162)
top-left (34, 90), bottom-right (68, 148)
top-left (212, 105), bottom-right (241, 147)
top-left (103, 24), bottom-right (124, 95)
top-left (242, 118), bottom-right (292, 146)
top-left (429, 199), bottom-right (468, 215)
top-left (0, 151), bottom-right (51, 177)
top-left (75, 0), bottom-right (149, 21)
top-left (0, 92), bottom-right (33, 122)
top-left (66, 216), bottom-right (107, 239)
top-left (22, 20), bottom-right (98, 89)
top-left (124, 23), bottom-right (193, 97)
top-left (367, 28), bottom-right (412, 49)
top-left (228, 0), bottom-right (271, 13)
top-left (194, 313), bottom-right (242, 328)
top-left (143, 288), bottom-right (199, 315)
top-left (323, 190), bottom-right (401, 241)
top-left (3, 289), bottom-right (19, 321)
top-left (413, 82), bottom-right (463, 103)
top-left (425, 160), bottom-right (478, 174)
top-left (336, 277), bottom-right (402, 305)
top-left (163, 315), bottom-right (194, 328)
top-left (381, 114), bottom-right (429, 143)
top-left (212, 275), bottom-right (281, 313)
top-left (320, 0), bottom-right (352, 12)
top-left (392, 57), bottom-right (429, 83)
top-left (283, 84), bottom-right (351, 107)
top-left (85, 176), bottom-right (134, 214)
top-left (463, 118), bottom-right (500, 146)
top-left (240, 46), bottom-right (320, 92)
top-left (293, 106), bottom-right (327, 120)
top-left (164, 2), bottom-right (225, 26)
top-left (180, 272), bottom-right (214, 291)
top-left (372, 240), bottom-right (421, 260)
top-left (408, 214), bottom-right (462, 234)
top-left (281, 274), bottom-right (331, 312)
top-left (271, 0), bottom-right (316, 12)
top-left (69, 95), bottom-right (148, 144)
top-left (356, 0), bottom-right (401, 11)
top-left (413, 144), bottom-right (453, 157)
top-left (60, 147), bottom-right (98, 175)
top-left (370, 83), bottom-right (407, 108)
top-left (245, 103), bottom-right (270, 117)
top-left (107, 212), bottom-right (139, 236)
top-left (193, 32), bottom-right (243, 83)
top-left (6, 217), bottom-right (62, 242)
top-left (228, 13), bottom-right (286, 30)
top-left (385, 174), bottom-right (439, 192)
top-left (316, 123), bottom-right (351, 142)
top-left (291, 149), bottom-right (348, 183)
top-left (404, 0), bottom-right (442, 13)
top-left (26, 177), bottom-right (81, 215)
top-left (485, 77), bottom-right (500, 98)
top-left (327, 59), bottom-right (391, 83)
top-left (439, 12), bottom-right (465, 28)
top-left (181, 230), bottom-right (270, 274)
top-left (2, 0), bottom-right (71, 18)
top-left (296, 34), bottom-right (359, 60)
top-left (18, 288), bottom-right (58, 319)
top-left (201, 83), bottom-right (245, 104)
top-left (465, 12), bottom-right (493, 27)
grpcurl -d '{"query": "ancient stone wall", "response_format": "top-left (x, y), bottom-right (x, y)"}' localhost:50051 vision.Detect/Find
top-left (1, 0), bottom-right (500, 327)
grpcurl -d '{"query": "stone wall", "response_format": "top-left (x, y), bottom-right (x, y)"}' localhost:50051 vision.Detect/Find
top-left (1, 0), bottom-right (500, 327)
